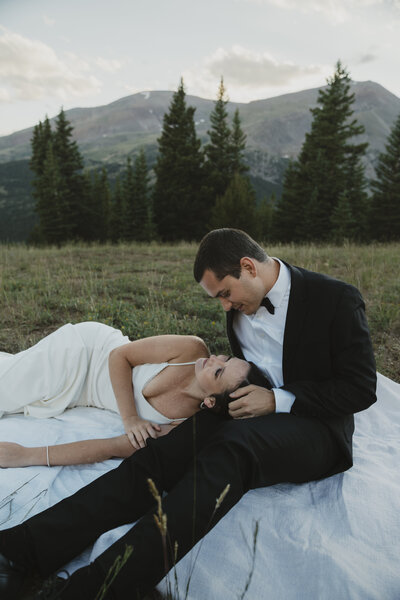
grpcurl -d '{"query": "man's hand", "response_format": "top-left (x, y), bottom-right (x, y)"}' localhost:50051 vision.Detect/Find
top-left (123, 415), bottom-right (161, 449)
top-left (228, 385), bottom-right (276, 419)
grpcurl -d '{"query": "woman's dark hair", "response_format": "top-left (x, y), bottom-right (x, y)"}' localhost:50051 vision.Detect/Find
top-left (205, 378), bottom-right (250, 418)
top-left (193, 228), bottom-right (268, 282)
top-left (201, 360), bottom-right (272, 418)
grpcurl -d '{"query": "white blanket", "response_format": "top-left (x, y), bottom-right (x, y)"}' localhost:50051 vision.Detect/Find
top-left (1, 373), bottom-right (399, 599)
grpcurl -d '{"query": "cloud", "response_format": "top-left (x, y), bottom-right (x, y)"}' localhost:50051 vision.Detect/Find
top-left (204, 46), bottom-right (321, 87)
top-left (95, 57), bottom-right (123, 73)
top-left (183, 47), bottom-right (325, 101)
top-left (239, 0), bottom-right (400, 21)
top-left (0, 27), bottom-right (101, 103)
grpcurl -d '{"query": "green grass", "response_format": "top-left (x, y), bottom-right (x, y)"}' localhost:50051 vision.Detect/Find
top-left (0, 241), bottom-right (399, 382)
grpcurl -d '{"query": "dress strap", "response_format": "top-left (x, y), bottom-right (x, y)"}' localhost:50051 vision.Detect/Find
top-left (166, 361), bottom-right (197, 366)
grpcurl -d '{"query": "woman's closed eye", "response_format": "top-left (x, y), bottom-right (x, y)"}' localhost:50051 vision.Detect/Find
top-left (215, 368), bottom-right (222, 378)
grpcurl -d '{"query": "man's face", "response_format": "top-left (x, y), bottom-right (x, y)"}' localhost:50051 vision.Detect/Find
top-left (200, 266), bottom-right (264, 315)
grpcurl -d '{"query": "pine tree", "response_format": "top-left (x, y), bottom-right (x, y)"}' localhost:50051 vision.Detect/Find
top-left (230, 109), bottom-right (248, 175)
top-left (94, 168), bottom-right (111, 242)
top-left (275, 62), bottom-right (368, 242)
top-left (256, 194), bottom-right (275, 240)
top-left (30, 109), bottom-right (87, 244)
top-left (205, 78), bottom-right (233, 200)
top-left (34, 141), bottom-right (64, 244)
top-left (370, 113), bottom-right (400, 241)
top-left (53, 109), bottom-right (85, 240)
top-left (109, 175), bottom-right (126, 243)
top-left (123, 157), bottom-right (136, 241)
top-left (209, 173), bottom-right (258, 236)
top-left (330, 193), bottom-right (355, 243)
top-left (30, 117), bottom-right (52, 179)
top-left (274, 161), bottom-right (304, 242)
top-left (153, 79), bottom-right (207, 241)
top-left (132, 149), bottom-right (152, 241)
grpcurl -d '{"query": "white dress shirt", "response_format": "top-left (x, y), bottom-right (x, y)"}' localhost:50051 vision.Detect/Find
top-left (233, 259), bottom-right (295, 413)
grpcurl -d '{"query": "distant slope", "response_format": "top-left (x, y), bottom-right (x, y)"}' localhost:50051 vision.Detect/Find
top-left (0, 81), bottom-right (399, 241)
top-left (0, 81), bottom-right (398, 169)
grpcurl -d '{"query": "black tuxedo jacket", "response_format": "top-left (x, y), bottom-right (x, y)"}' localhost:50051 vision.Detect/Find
top-left (226, 262), bottom-right (377, 474)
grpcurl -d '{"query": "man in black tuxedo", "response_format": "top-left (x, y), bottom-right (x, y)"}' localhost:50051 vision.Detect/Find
top-left (0, 229), bottom-right (376, 600)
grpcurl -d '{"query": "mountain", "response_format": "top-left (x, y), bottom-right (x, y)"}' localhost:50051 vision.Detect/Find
top-left (0, 81), bottom-right (399, 241)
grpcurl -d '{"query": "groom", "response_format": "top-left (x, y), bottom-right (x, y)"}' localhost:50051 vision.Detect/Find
top-left (0, 228), bottom-right (377, 599)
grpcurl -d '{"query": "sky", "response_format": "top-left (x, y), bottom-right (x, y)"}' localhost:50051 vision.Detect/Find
top-left (0, 0), bottom-right (399, 136)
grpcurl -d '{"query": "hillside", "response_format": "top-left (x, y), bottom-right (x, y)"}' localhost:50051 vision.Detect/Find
top-left (0, 81), bottom-right (399, 241)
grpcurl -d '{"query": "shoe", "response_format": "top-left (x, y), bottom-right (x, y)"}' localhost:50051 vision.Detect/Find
top-left (0, 551), bottom-right (34, 599)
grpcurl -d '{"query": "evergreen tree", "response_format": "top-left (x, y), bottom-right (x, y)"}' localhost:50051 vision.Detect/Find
top-left (30, 109), bottom-right (86, 244)
top-left (132, 149), bottom-right (152, 241)
top-left (81, 170), bottom-right (98, 242)
top-left (109, 175), bottom-right (126, 243)
top-left (91, 168), bottom-right (110, 242)
top-left (274, 161), bottom-right (304, 242)
top-left (53, 109), bottom-right (85, 239)
top-left (230, 109), bottom-right (248, 175)
top-left (330, 193), bottom-right (355, 243)
top-left (370, 113), bottom-right (400, 240)
top-left (205, 78), bottom-right (233, 200)
top-left (209, 173), bottom-right (258, 237)
top-left (153, 79), bottom-right (207, 241)
top-left (275, 62), bottom-right (368, 242)
top-left (30, 117), bottom-right (53, 179)
top-left (34, 141), bottom-right (64, 244)
top-left (256, 194), bottom-right (275, 240)
top-left (123, 157), bottom-right (136, 241)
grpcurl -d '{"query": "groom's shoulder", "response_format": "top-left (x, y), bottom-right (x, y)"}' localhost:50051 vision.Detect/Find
top-left (286, 261), bottom-right (362, 301)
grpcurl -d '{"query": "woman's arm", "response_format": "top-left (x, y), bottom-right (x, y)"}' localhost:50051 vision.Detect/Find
top-left (0, 435), bottom-right (134, 468)
top-left (0, 423), bottom-right (180, 468)
top-left (108, 334), bottom-right (207, 449)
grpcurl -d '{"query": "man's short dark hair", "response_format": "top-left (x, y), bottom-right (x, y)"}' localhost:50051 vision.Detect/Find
top-left (193, 228), bottom-right (268, 282)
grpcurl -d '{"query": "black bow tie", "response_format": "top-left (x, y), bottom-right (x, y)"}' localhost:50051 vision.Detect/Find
top-left (260, 297), bottom-right (275, 314)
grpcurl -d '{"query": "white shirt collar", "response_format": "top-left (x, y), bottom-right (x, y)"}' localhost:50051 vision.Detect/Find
top-left (264, 258), bottom-right (290, 311)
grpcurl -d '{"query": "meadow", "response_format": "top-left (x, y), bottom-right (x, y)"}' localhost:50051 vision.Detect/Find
top-left (0, 241), bottom-right (399, 382)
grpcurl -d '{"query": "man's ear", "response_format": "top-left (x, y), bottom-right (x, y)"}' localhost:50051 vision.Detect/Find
top-left (239, 257), bottom-right (257, 277)
top-left (202, 397), bottom-right (216, 409)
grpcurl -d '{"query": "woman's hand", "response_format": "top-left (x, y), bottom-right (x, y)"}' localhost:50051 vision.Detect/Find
top-left (0, 442), bottom-right (30, 468)
top-left (155, 421), bottom-right (181, 438)
top-left (123, 415), bottom-right (161, 449)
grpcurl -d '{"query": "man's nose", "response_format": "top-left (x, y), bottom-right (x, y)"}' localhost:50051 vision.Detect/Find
top-left (219, 297), bottom-right (232, 311)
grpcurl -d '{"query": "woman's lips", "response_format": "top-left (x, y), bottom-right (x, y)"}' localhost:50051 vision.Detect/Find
top-left (203, 358), bottom-right (208, 368)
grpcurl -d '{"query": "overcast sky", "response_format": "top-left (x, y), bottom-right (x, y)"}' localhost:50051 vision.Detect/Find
top-left (0, 0), bottom-right (399, 136)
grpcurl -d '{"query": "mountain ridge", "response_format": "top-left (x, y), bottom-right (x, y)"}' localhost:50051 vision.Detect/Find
top-left (0, 80), bottom-right (399, 242)
top-left (0, 80), bottom-right (399, 167)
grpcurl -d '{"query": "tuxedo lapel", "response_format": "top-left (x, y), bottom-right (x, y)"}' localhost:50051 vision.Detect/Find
top-left (282, 263), bottom-right (307, 382)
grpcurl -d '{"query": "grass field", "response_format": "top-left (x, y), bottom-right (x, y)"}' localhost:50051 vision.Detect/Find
top-left (0, 241), bottom-right (399, 382)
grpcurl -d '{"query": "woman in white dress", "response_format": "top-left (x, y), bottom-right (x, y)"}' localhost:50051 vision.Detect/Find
top-left (0, 321), bottom-right (250, 468)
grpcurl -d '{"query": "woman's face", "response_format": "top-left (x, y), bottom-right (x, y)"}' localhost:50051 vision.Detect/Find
top-left (195, 355), bottom-right (249, 397)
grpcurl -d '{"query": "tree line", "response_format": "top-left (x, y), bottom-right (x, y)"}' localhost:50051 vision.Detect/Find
top-left (30, 64), bottom-right (400, 245)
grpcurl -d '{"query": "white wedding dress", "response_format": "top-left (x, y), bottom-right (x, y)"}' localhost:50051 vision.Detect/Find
top-left (0, 322), bottom-right (189, 424)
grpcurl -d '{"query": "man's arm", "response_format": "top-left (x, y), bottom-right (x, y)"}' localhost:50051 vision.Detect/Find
top-left (283, 286), bottom-right (377, 419)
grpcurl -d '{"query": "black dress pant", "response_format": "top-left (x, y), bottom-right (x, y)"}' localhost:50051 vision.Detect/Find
top-left (2, 410), bottom-right (340, 599)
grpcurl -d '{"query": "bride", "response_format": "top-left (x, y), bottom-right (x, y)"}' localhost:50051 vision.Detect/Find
top-left (0, 321), bottom-right (250, 468)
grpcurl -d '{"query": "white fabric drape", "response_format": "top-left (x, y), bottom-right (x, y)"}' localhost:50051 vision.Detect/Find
top-left (0, 373), bottom-right (399, 599)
